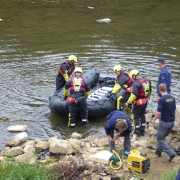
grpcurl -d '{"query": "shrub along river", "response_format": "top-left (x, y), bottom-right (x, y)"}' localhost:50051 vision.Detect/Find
top-left (0, 0), bottom-right (180, 150)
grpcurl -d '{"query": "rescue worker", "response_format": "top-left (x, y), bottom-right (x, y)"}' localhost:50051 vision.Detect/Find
top-left (104, 110), bottom-right (132, 156)
top-left (156, 57), bottom-right (172, 101)
top-left (56, 55), bottom-right (77, 91)
top-left (126, 69), bottom-right (152, 137)
top-left (111, 65), bottom-right (133, 111)
top-left (152, 83), bottom-right (176, 162)
top-left (63, 67), bottom-right (90, 128)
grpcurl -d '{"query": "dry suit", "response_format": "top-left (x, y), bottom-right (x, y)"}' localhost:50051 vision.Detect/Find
top-left (127, 77), bottom-right (152, 136)
top-left (63, 75), bottom-right (90, 127)
top-left (112, 71), bottom-right (133, 110)
top-left (56, 60), bottom-right (75, 91)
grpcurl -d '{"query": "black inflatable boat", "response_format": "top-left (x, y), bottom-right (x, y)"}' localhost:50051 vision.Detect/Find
top-left (49, 68), bottom-right (117, 118)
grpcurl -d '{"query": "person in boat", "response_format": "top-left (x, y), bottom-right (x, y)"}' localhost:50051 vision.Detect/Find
top-left (56, 55), bottom-right (77, 91)
top-left (63, 67), bottom-right (91, 128)
top-left (126, 69), bottom-right (152, 137)
top-left (104, 110), bottom-right (132, 156)
top-left (111, 65), bottom-right (133, 111)
top-left (156, 57), bottom-right (172, 101)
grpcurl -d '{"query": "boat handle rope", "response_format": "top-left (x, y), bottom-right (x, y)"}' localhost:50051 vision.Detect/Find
top-left (86, 97), bottom-right (111, 106)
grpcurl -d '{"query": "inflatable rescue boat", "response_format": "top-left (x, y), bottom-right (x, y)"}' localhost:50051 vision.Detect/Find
top-left (49, 68), bottom-right (117, 118)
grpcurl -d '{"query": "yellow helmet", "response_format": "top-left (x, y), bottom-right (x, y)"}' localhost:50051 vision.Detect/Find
top-left (113, 65), bottom-right (122, 72)
top-left (68, 55), bottom-right (77, 62)
top-left (129, 69), bottom-right (139, 78)
top-left (74, 67), bottom-right (82, 73)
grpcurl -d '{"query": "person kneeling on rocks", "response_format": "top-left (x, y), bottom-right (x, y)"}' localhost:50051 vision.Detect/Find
top-left (104, 110), bottom-right (132, 156)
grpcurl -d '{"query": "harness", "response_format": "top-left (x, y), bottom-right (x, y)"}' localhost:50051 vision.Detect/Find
top-left (58, 60), bottom-right (74, 75)
top-left (116, 71), bottom-right (133, 87)
top-left (69, 76), bottom-right (86, 93)
top-left (136, 78), bottom-right (150, 99)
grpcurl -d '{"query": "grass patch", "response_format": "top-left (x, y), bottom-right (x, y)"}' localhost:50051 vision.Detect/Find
top-left (159, 166), bottom-right (180, 180)
top-left (0, 159), bottom-right (57, 180)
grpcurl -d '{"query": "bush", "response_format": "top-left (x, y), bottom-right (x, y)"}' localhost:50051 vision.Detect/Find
top-left (0, 160), bottom-right (56, 180)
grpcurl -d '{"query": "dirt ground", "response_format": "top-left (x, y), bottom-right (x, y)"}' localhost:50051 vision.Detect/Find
top-left (127, 132), bottom-right (180, 180)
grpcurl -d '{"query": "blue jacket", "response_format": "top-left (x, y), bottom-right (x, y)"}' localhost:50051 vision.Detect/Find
top-left (157, 94), bottom-right (176, 122)
top-left (157, 65), bottom-right (171, 97)
top-left (104, 110), bottom-right (132, 136)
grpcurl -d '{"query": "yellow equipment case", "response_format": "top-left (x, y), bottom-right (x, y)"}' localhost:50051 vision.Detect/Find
top-left (127, 150), bottom-right (150, 173)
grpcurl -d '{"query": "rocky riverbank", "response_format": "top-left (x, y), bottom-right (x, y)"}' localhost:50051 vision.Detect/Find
top-left (0, 105), bottom-right (180, 180)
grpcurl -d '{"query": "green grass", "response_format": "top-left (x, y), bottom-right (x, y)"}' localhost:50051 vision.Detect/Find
top-left (0, 160), bottom-right (57, 180)
top-left (159, 166), bottom-right (180, 180)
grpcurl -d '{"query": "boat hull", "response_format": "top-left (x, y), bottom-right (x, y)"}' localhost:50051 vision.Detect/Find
top-left (49, 69), bottom-right (116, 118)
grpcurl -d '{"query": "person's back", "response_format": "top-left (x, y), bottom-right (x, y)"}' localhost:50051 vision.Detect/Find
top-left (158, 93), bottom-right (176, 122)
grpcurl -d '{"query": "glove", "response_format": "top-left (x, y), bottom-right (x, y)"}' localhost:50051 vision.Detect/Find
top-left (64, 96), bottom-right (67, 100)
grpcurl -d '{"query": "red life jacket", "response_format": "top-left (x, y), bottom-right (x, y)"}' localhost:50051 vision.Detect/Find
top-left (136, 78), bottom-right (150, 99)
top-left (126, 86), bottom-right (133, 93)
top-left (69, 76), bottom-right (86, 93)
top-left (58, 60), bottom-right (75, 75)
top-left (116, 71), bottom-right (133, 87)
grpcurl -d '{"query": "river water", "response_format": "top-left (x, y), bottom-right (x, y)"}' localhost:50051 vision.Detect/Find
top-left (0, 0), bottom-right (180, 150)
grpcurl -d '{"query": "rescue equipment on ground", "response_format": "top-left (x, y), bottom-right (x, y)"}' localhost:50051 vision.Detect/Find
top-left (127, 150), bottom-right (150, 173)
top-left (109, 150), bottom-right (123, 170)
top-left (66, 97), bottom-right (77, 104)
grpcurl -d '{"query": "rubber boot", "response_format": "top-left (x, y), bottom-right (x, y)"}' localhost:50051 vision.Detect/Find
top-left (82, 119), bottom-right (87, 126)
top-left (134, 128), bottom-right (140, 137)
top-left (140, 130), bottom-right (145, 136)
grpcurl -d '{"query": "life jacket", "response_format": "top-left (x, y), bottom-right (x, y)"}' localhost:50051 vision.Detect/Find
top-left (58, 60), bottom-right (75, 75)
top-left (69, 76), bottom-right (86, 93)
top-left (116, 71), bottom-right (133, 88)
top-left (126, 86), bottom-right (133, 93)
top-left (136, 78), bottom-right (150, 99)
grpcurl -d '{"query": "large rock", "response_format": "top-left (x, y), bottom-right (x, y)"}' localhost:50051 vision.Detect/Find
top-left (34, 140), bottom-right (50, 150)
top-left (7, 125), bottom-right (27, 132)
top-left (89, 150), bottom-right (112, 164)
top-left (7, 132), bottom-right (28, 147)
top-left (15, 152), bottom-right (38, 165)
top-left (49, 139), bottom-right (73, 154)
top-left (1, 146), bottom-right (23, 157)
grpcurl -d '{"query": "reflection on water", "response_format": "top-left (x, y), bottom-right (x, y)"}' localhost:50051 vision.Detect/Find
top-left (0, 0), bottom-right (180, 150)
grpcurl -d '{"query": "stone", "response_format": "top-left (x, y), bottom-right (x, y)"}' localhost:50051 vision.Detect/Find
top-left (7, 125), bottom-right (27, 132)
top-left (89, 150), bottom-right (112, 164)
top-left (8, 132), bottom-right (28, 147)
